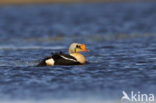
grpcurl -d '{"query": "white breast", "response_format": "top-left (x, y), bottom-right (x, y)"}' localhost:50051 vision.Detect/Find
top-left (70, 53), bottom-right (86, 64)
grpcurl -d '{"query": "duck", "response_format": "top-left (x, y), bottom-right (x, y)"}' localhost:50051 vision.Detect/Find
top-left (37, 43), bottom-right (89, 66)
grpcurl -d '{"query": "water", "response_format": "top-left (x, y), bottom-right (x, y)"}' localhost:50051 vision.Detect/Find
top-left (0, 3), bottom-right (156, 103)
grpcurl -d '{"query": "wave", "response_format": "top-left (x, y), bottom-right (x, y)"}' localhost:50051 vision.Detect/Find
top-left (0, 45), bottom-right (65, 50)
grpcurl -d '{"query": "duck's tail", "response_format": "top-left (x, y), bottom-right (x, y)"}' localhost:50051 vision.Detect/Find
top-left (37, 51), bottom-right (63, 67)
top-left (37, 56), bottom-right (51, 66)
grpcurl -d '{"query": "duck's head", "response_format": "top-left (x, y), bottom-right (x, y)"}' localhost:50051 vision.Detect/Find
top-left (69, 43), bottom-right (89, 54)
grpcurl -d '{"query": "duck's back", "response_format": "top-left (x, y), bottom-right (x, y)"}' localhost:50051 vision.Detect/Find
top-left (52, 53), bottom-right (81, 65)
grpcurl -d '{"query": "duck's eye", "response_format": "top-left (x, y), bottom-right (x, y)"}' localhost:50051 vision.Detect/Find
top-left (76, 45), bottom-right (80, 48)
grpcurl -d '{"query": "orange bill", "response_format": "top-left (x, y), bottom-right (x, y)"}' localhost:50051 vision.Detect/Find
top-left (80, 44), bottom-right (89, 52)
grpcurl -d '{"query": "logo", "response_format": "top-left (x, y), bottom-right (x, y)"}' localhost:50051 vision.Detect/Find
top-left (121, 91), bottom-right (155, 103)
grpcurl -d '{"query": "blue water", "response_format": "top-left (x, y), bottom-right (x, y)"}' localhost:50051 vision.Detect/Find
top-left (0, 3), bottom-right (156, 102)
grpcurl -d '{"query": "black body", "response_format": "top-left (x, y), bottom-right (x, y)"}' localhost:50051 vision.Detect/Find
top-left (37, 52), bottom-right (81, 66)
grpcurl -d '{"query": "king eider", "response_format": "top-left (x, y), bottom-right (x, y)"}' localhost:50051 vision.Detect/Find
top-left (37, 43), bottom-right (89, 66)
